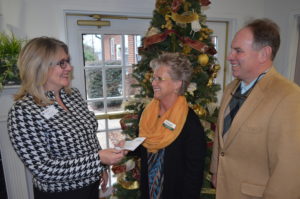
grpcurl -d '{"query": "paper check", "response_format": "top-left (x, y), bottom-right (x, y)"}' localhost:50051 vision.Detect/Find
top-left (115, 137), bottom-right (146, 151)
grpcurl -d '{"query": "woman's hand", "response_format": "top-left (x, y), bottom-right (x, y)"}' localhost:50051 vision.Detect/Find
top-left (98, 148), bottom-right (125, 165)
top-left (115, 140), bottom-right (129, 156)
top-left (100, 170), bottom-right (108, 192)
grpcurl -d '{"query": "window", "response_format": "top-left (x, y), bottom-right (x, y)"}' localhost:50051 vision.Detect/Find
top-left (81, 33), bottom-right (142, 151)
top-left (66, 13), bottom-right (150, 187)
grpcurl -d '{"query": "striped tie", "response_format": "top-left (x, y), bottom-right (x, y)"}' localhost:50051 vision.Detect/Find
top-left (222, 85), bottom-right (246, 136)
top-left (222, 72), bottom-right (266, 137)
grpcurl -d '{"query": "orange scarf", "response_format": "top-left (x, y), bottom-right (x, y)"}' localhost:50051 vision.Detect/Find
top-left (139, 96), bottom-right (188, 153)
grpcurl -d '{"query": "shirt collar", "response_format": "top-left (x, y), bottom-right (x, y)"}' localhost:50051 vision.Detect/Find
top-left (240, 79), bottom-right (257, 94)
top-left (240, 70), bottom-right (269, 94)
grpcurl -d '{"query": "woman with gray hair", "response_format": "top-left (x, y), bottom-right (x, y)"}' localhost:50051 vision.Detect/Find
top-left (136, 52), bottom-right (206, 199)
top-left (7, 37), bottom-right (125, 199)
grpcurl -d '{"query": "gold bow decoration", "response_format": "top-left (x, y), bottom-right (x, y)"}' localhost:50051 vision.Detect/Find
top-left (143, 29), bottom-right (214, 54)
top-left (117, 173), bottom-right (139, 190)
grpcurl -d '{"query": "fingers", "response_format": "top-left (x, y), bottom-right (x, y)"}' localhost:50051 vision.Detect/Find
top-left (114, 147), bottom-right (129, 155)
top-left (116, 140), bottom-right (125, 147)
top-left (109, 149), bottom-right (125, 164)
top-left (99, 149), bottom-right (126, 165)
top-left (122, 150), bottom-right (129, 155)
top-left (109, 148), bottom-right (122, 154)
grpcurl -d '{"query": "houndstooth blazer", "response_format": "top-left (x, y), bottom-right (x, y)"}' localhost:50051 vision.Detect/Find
top-left (7, 88), bottom-right (104, 192)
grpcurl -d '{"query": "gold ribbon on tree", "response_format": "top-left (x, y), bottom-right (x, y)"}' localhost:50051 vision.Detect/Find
top-left (143, 29), bottom-right (212, 53)
top-left (112, 158), bottom-right (141, 190)
top-left (171, 11), bottom-right (199, 24)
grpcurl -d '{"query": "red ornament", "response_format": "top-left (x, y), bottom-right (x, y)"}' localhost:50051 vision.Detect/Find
top-left (120, 114), bottom-right (138, 130)
top-left (132, 167), bottom-right (141, 180)
top-left (172, 0), bottom-right (183, 12)
top-left (207, 141), bottom-right (214, 148)
top-left (210, 122), bottom-right (216, 132)
top-left (112, 165), bottom-right (126, 174)
top-left (200, 0), bottom-right (211, 6)
top-left (206, 46), bottom-right (217, 55)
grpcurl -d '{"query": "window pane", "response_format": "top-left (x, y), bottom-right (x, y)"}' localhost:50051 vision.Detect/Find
top-left (125, 66), bottom-right (140, 97)
top-left (97, 118), bottom-right (106, 131)
top-left (85, 68), bottom-right (103, 99)
top-left (96, 132), bottom-right (108, 149)
top-left (124, 35), bottom-right (142, 65)
top-left (211, 36), bottom-right (218, 57)
top-left (87, 101), bottom-right (104, 114)
top-left (107, 99), bottom-right (123, 112)
top-left (82, 34), bottom-right (103, 66)
top-left (103, 35), bottom-right (122, 66)
top-left (97, 130), bottom-right (124, 150)
top-left (106, 68), bottom-right (122, 97)
top-left (108, 118), bottom-right (121, 129)
top-left (108, 130), bottom-right (125, 147)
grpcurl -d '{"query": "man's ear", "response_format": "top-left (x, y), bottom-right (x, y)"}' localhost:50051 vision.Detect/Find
top-left (259, 46), bottom-right (272, 63)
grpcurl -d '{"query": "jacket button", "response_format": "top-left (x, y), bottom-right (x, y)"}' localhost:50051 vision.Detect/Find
top-left (220, 152), bottom-right (225, 156)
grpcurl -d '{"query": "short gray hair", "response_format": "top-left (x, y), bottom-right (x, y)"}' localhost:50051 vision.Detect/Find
top-left (150, 52), bottom-right (192, 95)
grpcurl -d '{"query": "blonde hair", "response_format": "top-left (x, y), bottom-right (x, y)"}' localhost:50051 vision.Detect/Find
top-left (15, 37), bottom-right (71, 105)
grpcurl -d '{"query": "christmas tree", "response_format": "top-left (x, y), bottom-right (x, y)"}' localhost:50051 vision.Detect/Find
top-left (111, 0), bottom-right (220, 198)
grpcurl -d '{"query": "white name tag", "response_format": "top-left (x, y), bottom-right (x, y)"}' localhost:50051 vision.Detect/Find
top-left (42, 105), bottom-right (58, 119)
top-left (163, 120), bottom-right (176, 131)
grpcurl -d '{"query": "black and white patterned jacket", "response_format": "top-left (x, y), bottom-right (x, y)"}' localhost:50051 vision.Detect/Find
top-left (7, 88), bottom-right (104, 192)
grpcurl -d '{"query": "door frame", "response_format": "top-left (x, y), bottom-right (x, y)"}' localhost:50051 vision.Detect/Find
top-left (287, 11), bottom-right (300, 81)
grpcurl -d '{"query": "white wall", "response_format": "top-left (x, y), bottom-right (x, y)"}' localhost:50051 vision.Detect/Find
top-left (264, 0), bottom-right (300, 79)
top-left (1, 0), bottom-right (266, 40)
top-left (1, 0), bottom-right (156, 40)
top-left (207, 0), bottom-right (265, 28)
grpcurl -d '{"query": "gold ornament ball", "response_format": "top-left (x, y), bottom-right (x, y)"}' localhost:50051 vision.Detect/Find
top-left (198, 54), bottom-right (209, 66)
top-left (193, 105), bottom-right (207, 116)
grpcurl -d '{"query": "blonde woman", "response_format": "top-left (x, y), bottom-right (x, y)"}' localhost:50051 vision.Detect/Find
top-left (7, 37), bottom-right (125, 199)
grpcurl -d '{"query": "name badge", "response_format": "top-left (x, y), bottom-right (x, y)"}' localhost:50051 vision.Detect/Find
top-left (42, 105), bottom-right (58, 119)
top-left (163, 120), bottom-right (176, 131)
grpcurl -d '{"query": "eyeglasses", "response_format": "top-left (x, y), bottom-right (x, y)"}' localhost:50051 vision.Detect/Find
top-left (150, 76), bottom-right (172, 82)
top-left (56, 58), bottom-right (71, 69)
